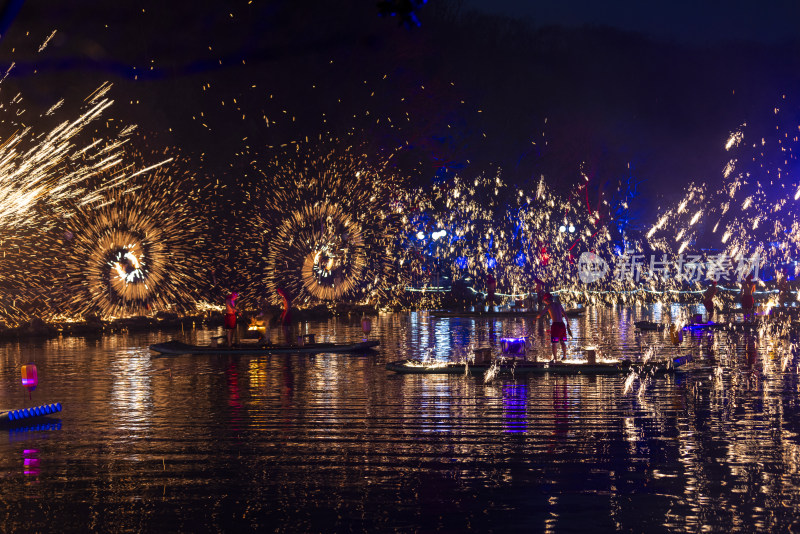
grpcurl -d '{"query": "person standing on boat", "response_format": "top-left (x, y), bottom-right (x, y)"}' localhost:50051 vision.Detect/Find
top-left (276, 287), bottom-right (294, 342)
top-left (740, 274), bottom-right (756, 322)
top-left (536, 293), bottom-right (572, 361)
top-left (702, 280), bottom-right (718, 321)
top-left (485, 271), bottom-right (496, 311)
top-left (225, 292), bottom-right (239, 347)
top-left (534, 278), bottom-right (549, 335)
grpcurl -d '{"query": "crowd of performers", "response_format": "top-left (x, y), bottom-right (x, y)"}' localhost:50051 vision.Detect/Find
top-left (217, 268), bottom-right (791, 349)
top-left (222, 288), bottom-right (295, 347)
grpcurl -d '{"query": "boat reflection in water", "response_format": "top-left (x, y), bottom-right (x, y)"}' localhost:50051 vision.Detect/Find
top-left (0, 306), bottom-right (799, 531)
top-left (502, 384), bottom-right (528, 433)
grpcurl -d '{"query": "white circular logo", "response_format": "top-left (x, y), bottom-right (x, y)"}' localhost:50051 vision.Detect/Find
top-left (578, 252), bottom-right (608, 284)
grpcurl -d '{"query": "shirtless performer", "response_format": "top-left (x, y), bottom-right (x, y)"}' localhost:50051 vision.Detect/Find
top-left (536, 293), bottom-right (573, 360)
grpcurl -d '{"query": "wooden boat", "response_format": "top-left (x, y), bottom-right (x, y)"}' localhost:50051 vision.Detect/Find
top-left (431, 310), bottom-right (537, 318)
top-left (149, 339), bottom-right (380, 356)
top-left (431, 308), bottom-right (585, 319)
top-left (634, 320), bottom-right (665, 331)
top-left (386, 354), bottom-right (691, 375)
top-left (682, 321), bottom-right (760, 332)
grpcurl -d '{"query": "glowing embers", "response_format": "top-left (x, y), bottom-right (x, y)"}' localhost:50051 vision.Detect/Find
top-left (303, 233), bottom-right (358, 298)
top-left (273, 204), bottom-right (368, 302)
top-left (110, 245), bottom-right (145, 284)
top-left (57, 173), bottom-right (206, 319)
top-left (85, 228), bottom-right (161, 312)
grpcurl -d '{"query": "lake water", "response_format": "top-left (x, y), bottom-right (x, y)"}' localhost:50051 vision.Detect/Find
top-left (2, 304), bottom-right (799, 532)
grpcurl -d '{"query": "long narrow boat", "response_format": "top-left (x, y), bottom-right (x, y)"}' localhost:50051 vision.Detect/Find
top-left (634, 320), bottom-right (665, 331)
top-left (149, 339), bottom-right (379, 356)
top-left (386, 354), bottom-right (691, 375)
top-left (682, 321), bottom-right (761, 332)
top-left (431, 308), bottom-right (585, 319)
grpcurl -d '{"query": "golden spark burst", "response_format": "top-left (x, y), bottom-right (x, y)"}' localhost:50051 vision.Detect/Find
top-left (50, 164), bottom-right (208, 319)
top-left (239, 140), bottom-right (405, 306)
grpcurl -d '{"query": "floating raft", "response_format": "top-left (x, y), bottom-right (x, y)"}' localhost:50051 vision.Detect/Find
top-left (682, 322), bottom-right (761, 332)
top-left (149, 339), bottom-right (380, 356)
top-left (386, 355), bottom-right (691, 375)
top-left (432, 308), bottom-right (585, 319)
top-left (0, 403), bottom-right (62, 426)
top-left (634, 321), bottom-right (665, 331)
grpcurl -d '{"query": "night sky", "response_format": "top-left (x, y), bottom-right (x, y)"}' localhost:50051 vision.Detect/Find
top-left (1, 0), bottom-right (799, 229)
top-left (463, 0), bottom-right (800, 45)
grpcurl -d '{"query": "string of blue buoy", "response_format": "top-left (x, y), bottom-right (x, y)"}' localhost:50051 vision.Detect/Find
top-left (0, 403), bottom-right (62, 423)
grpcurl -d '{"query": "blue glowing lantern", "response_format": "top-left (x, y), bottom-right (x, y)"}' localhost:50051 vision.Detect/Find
top-left (500, 337), bottom-right (526, 356)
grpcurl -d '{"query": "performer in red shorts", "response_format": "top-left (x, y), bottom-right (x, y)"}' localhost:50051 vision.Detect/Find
top-left (740, 273), bottom-right (756, 322)
top-left (536, 293), bottom-right (572, 360)
top-left (225, 292), bottom-right (239, 347)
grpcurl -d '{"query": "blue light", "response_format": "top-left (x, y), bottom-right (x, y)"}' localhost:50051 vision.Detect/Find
top-left (455, 257), bottom-right (468, 269)
top-left (488, 258), bottom-right (496, 269)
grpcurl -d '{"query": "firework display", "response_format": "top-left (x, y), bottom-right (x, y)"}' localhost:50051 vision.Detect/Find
top-left (0, 81), bottom-right (131, 228)
top-left (238, 141), bottom-right (405, 307)
top-left (48, 163), bottom-right (208, 319)
top-left (396, 169), bottom-right (624, 305)
top-left (646, 94), bottom-right (800, 301)
top-left (0, 80), bottom-right (146, 324)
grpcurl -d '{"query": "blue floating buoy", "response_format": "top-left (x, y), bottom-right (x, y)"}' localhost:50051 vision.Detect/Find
top-left (1, 403), bottom-right (63, 425)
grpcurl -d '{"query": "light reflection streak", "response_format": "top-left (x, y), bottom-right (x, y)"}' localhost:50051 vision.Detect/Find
top-left (109, 348), bottom-right (154, 433)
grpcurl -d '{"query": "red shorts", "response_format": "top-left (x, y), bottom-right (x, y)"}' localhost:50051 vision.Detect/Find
top-left (224, 313), bottom-right (237, 329)
top-left (741, 295), bottom-right (754, 309)
top-left (550, 321), bottom-right (567, 343)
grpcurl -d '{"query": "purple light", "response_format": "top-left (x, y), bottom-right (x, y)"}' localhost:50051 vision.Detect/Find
top-left (500, 337), bottom-right (526, 355)
top-left (503, 384), bottom-right (528, 433)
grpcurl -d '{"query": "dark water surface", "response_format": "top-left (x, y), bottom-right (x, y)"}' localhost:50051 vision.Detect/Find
top-left (2, 305), bottom-right (800, 532)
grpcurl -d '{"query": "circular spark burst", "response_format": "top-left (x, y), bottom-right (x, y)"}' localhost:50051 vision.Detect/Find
top-left (242, 143), bottom-right (404, 305)
top-left (54, 168), bottom-right (207, 319)
top-left (272, 204), bottom-right (368, 301)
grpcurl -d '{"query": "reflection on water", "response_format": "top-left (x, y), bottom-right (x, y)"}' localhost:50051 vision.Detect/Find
top-left (1, 306), bottom-right (800, 531)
